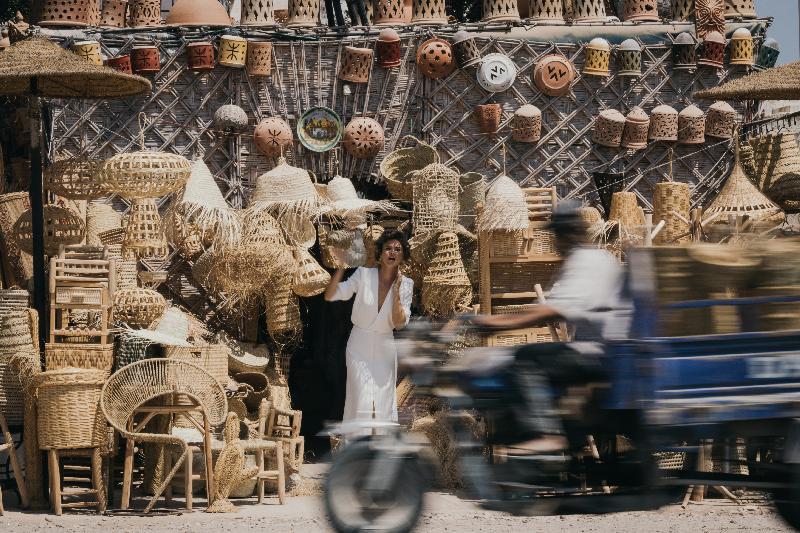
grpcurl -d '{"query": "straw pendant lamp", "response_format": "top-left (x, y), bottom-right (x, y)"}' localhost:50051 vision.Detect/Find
top-left (477, 175), bottom-right (529, 233)
top-left (608, 191), bottom-right (645, 230)
top-left (411, 163), bottom-right (460, 235)
top-left (748, 132), bottom-right (800, 212)
top-left (247, 157), bottom-right (322, 219)
top-left (13, 204), bottom-right (85, 256)
top-left (122, 197), bottom-right (168, 260)
top-left (86, 200), bottom-right (123, 246)
top-left (421, 231), bottom-right (473, 318)
top-left (209, 243), bottom-right (295, 303)
top-left (321, 175), bottom-right (394, 218)
top-left (44, 155), bottom-right (106, 199)
top-left (264, 269), bottom-right (302, 344)
top-left (292, 247), bottom-right (330, 298)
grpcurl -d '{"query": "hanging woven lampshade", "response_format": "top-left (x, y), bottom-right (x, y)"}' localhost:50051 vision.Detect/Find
top-left (458, 172), bottom-right (485, 231)
top-left (322, 175), bottom-right (394, 217)
top-left (617, 39), bottom-right (642, 77)
top-left (113, 287), bottom-right (167, 327)
top-left (653, 181), bottom-right (691, 244)
top-left (593, 109), bottom-right (626, 148)
top-left (248, 157), bottom-right (321, 218)
top-left (477, 175), bottom-right (529, 233)
top-left (756, 38), bottom-right (780, 70)
top-left (100, 150), bottom-right (191, 199)
top-left (207, 243), bottom-right (295, 302)
top-left (608, 191), bottom-right (645, 229)
top-left (240, 208), bottom-right (285, 246)
top-left (729, 27), bottom-right (754, 66)
top-left (672, 32), bottom-right (697, 70)
top-left (421, 232), bottom-right (472, 318)
top-left (292, 248), bottom-right (330, 298)
top-left (214, 104), bottom-right (249, 134)
top-left (583, 38), bottom-right (611, 77)
top-left (724, 0), bottom-right (755, 18)
top-left (452, 31), bottom-right (482, 69)
top-left (412, 163), bottom-right (459, 235)
top-left (44, 155), bottom-right (106, 199)
top-left (698, 30), bottom-right (726, 69)
top-left (122, 197), bottom-right (168, 260)
top-left (511, 104), bottom-right (542, 143)
top-left (748, 132), bottom-right (800, 212)
top-left (13, 204), bottom-right (85, 256)
top-left (264, 270), bottom-right (302, 342)
top-left (253, 117), bottom-right (293, 157)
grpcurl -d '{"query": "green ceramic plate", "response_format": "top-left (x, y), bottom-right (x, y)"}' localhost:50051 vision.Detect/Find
top-left (297, 106), bottom-right (342, 153)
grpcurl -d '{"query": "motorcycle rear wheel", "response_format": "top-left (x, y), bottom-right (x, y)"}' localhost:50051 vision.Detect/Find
top-left (325, 440), bottom-right (425, 533)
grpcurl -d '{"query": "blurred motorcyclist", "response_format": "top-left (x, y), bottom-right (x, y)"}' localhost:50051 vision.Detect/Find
top-left (471, 200), bottom-right (630, 454)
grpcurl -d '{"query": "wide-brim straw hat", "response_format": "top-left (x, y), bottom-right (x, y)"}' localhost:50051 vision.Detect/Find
top-left (477, 175), bottom-right (529, 232)
top-left (247, 157), bottom-right (321, 217)
top-left (121, 304), bottom-right (192, 347)
top-left (0, 37), bottom-right (151, 98)
top-left (320, 175), bottom-right (394, 216)
top-left (173, 158), bottom-right (240, 246)
top-left (696, 60), bottom-right (800, 102)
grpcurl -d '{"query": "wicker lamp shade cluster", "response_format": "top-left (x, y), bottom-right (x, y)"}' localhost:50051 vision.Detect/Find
top-left (594, 103), bottom-right (724, 148)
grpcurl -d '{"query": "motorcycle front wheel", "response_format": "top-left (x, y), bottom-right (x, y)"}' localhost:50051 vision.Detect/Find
top-left (324, 440), bottom-right (426, 533)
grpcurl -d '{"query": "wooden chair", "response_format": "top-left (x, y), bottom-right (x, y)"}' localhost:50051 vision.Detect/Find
top-left (265, 403), bottom-right (304, 472)
top-left (0, 412), bottom-right (27, 514)
top-left (100, 359), bottom-right (227, 513)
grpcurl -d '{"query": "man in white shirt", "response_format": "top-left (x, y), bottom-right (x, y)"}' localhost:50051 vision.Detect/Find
top-left (472, 200), bottom-right (630, 454)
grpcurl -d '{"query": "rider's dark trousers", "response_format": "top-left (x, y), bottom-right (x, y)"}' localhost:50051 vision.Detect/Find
top-left (510, 342), bottom-right (608, 439)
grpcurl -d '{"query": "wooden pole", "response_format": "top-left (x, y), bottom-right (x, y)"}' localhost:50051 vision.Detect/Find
top-left (28, 85), bottom-right (47, 355)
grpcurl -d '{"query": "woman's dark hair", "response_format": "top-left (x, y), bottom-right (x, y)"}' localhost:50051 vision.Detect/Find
top-left (374, 229), bottom-right (411, 262)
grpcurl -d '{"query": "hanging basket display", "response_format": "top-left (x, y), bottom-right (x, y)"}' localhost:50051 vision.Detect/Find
top-left (292, 248), bottom-right (330, 298)
top-left (379, 136), bottom-right (438, 202)
top-left (100, 150), bottom-right (190, 199)
top-left (13, 204), bottom-right (85, 256)
top-left (45, 155), bottom-right (106, 199)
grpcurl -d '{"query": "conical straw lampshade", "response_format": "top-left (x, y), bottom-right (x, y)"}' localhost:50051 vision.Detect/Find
top-left (421, 231), bottom-right (472, 317)
top-left (248, 157), bottom-right (321, 218)
top-left (477, 175), bottom-right (529, 232)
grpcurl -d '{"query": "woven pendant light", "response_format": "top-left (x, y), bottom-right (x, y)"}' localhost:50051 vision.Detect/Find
top-left (421, 231), bottom-right (472, 318)
top-left (747, 132), bottom-right (800, 213)
top-left (45, 156), bottom-right (106, 200)
top-left (411, 163), bottom-right (459, 235)
top-left (292, 247), bottom-right (330, 298)
top-left (122, 198), bottom-right (168, 260)
top-left (13, 204), bottom-right (85, 256)
top-left (101, 151), bottom-right (190, 199)
top-left (248, 157), bottom-right (321, 219)
top-left (477, 175), bottom-right (529, 233)
top-left (264, 269), bottom-right (302, 343)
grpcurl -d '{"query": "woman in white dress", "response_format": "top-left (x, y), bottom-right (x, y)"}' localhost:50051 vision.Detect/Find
top-left (324, 229), bottom-right (413, 425)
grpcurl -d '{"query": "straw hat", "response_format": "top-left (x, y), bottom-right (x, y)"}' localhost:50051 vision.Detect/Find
top-left (320, 175), bottom-right (393, 216)
top-left (247, 157), bottom-right (321, 217)
top-left (477, 175), bottom-right (529, 233)
top-left (421, 231), bottom-right (473, 317)
top-left (122, 305), bottom-right (193, 347)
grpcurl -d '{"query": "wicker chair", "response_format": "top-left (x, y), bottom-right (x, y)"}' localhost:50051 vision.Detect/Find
top-left (100, 359), bottom-right (227, 512)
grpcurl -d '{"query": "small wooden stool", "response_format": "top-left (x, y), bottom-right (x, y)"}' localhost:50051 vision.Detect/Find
top-left (47, 447), bottom-right (106, 515)
top-left (0, 413), bottom-right (28, 514)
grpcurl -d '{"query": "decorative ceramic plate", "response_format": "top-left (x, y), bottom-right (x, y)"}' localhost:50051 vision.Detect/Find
top-left (297, 107), bottom-right (343, 152)
top-left (476, 53), bottom-right (517, 93)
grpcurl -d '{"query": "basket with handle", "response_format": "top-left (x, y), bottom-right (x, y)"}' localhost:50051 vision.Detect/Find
top-left (379, 135), bottom-right (438, 202)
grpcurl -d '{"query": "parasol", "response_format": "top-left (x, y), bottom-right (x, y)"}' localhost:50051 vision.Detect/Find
top-left (695, 60), bottom-right (800, 101)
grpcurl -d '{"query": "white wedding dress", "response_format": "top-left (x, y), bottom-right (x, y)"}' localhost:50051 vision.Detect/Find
top-left (328, 267), bottom-right (413, 424)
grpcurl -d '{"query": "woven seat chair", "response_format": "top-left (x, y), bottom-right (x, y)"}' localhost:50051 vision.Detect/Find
top-left (100, 358), bottom-right (227, 512)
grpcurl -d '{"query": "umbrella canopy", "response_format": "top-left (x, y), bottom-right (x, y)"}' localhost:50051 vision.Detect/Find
top-left (695, 61), bottom-right (800, 101)
top-left (0, 36), bottom-right (151, 98)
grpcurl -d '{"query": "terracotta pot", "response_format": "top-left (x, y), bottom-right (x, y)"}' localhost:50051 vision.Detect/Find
top-left (131, 45), bottom-right (160, 73)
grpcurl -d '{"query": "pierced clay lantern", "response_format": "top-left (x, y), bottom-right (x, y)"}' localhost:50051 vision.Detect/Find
top-left (219, 35), bottom-right (248, 68)
top-left (374, 0), bottom-right (406, 24)
top-left (533, 54), bottom-right (577, 97)
top-left (618, 39), bottom-right (642, 77)
top-left (107, 54), bottom-right (132, 74)
top-left (530, 0), bottom-right (563, 21)
top-left (338, 46), bottom-right (373, 84)
top-left (166, 0), bottom-right (232, 25)
top-left (186, 42), bottom-right (215, 72)
top-left (40, 0), bottom-right (98, 26)
top-left (416, 38), bottom-right (456, 80)
top-left (254, 118), bottom-right (294, 157)
top-left (411, 0), bottom-right (448, 24)
top-left (724, 0), bottom-right (755, 19)
top-left (128, 0), bottom-right (162, 26)
top-left (698, 30), bottom-right (725, 69)
top-left (246, 40), bottom-right (273, 76)
top-left (678, 105), bottom-right (706, 145)
top-left (511, 104), bottom-right (542, 143)
top-left (452, 30), bottom-right (481, 69)
top-left (705, 101), bottom-right (736, 139)
top-left (756, 38), bottom-right (780, 70)
top-left (482, 0), bottom-right (520, 22)
top-left (286, 0), bottom-right (321, 26)
top-left (477, 53), bottom-right (517, 93)
top-left (241, 0), bottom-right (276, 24)
top-left (623, 0), bottom-right (659, 21)
top-left (475, 104), bottom-right (502, 135)
top-left (671, 0), bottom-right (693, 21)
top-left (72, 41), bottom-right (102, 65)
top-left (730, 27), bottom-right (754, 66)
top-left (648, 104), bottom-right (679, 141)
top-left (621, 107), bottom-right (650, 150)
top-left (572, 0), bottom-right (606, 22)
top-left (100, 0), bottom-right (127, 27)
top-left (343, 117), bottom-right (385, 159)
top-left (583, 38), bottom-right (611, 77)
top-left (376, 29), bottom-right (402, 69)
top-left (593, 109), bottom-right (626, 148)
top-left (131, 45), bottom-right (160, 74)
top-left (672, 32), bottom-right (696, 70)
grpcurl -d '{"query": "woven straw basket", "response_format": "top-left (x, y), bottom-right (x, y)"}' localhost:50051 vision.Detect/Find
top-left (113, 287), bottom-right (167, 327)
top-left (100, 150), bottom-right (191, 199)
top-left (206, 244), bottom-right (295, 302)
top-left (421, 232), bottom-right (473, 317)
top-left (122, 197), bottom-right (168, 260)
top-left (0, 192), bottom-right (34, 285)
top-left (458, 172), bottom-right (485, 231)
top-left (35, 368), bottom-right (108, 450)
top-left (0, 310), bottom-right (37, 425)
top-left (222, 335), bottom-right (269, 374)
top-left (292, 248), bottom-right (330, 298)
top-left (379, 136), bottom-right (438, 202)
top-left (412, 163), bottom-right (459, 235)
top-left (86, 200), bottom-right (122, 246)
top-left (13, 204), bottom-right (85, 256)
top-left (264, 270), bottom-right (301, 343)
top-left (165, 343), bottom-right (229, 386)
top-left (653, 182), bottom-right (690, 244)
top-left (319, 225), bottom-right (367, 269)
top-left (234, 371), bottom-right (269, 412)
top-left (0, 288), bottom-right (29, 314)
top-left (45, 343), bottom-right (114, 372)
top-left (748, 132), bottom-right (800, 213)
top-left (45, 156), bottom-right (106, 199)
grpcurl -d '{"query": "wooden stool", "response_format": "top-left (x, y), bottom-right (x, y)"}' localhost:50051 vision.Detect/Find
top-left (0, 413), bottom-right (28, 514)
top-left (47, 447), bottom-right (106, 515)
top-left (266, 405), bottom-right (304, 471)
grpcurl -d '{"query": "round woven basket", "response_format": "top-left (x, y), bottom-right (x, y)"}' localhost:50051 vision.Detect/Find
top-left (292, 248), bottom-right (330, 298)
top-left (379, 136), bottom-right (438, 202)
top-left (264, 270), bottom-right (301, 342)
top-left (223, 337), bottom-right (269, 374)
top-left (234, 371), bottom-right (269, 412)
top-left (45, 156), bottom-right (106, 199)
top-left (113, 287), bottom-right (167, 327)
top-left (477, 175), bottom-right (529, 233)
top-left (412, 163), bottom-right (459, 235)
top-left (86, 200), bottom-right (122, 246)
top-left (122, 197), bottom-right (168, 260)
top-left (421, 232), bottom-right (473, 317)
top-left (608, 191), bottom-right (644, 229)
top-left (35, 368), bottom-right (107, 450)
top-left (0, 311), bottom-right (37, 426)
top-left (100, 150), bottom-right (191, 199)
top-left (13, 204), bottom-right (85, 256)
top-left (458, 172), bottom-right (485, 232)
top-left (0, 193), bottom-right (34, 284)
top-left (578, 206), bottom-right (603, 229)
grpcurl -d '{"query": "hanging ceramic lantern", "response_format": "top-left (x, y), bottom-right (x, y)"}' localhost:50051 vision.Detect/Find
top-left (416, 38), bottom-right (456, 80)
top-left (623, 0), bottom-right (659, 21)
top-left (621, 107), bottom-right (650, 150)
top-left (131, 45), bottom-right (160, 74)
top-left (376, 29), bottom-right (402, 69)
top-left (572, 0), bottom-right (606, 21)
top-left (100, 0), bottom-right (127, 27)
top-left (214, 105), bottom-right (249, 134)
top-left (678, 104), bottom-right (706, 144)
top-left (593, 109), bottom-right (626, 148)
top-left (729, 27), bottom-right (754, 66)
top-left (452, 31), bottom-right (481, 69)
top-left (533, 54), bottom-right (577, 97)
top-left (672, 32), bottom-right (696, 70)
top-left (166, 0), bottom-right (232, 25)
top-left (286, 0), bottom-right (321, 26)
top-left (128, 0), bottom-right (162, 26)
top-left (705, 101), bottom-right (736, 139)
top-left (724, 0), bottom-right (755, 19)
top-left (756, 38), bottom-right (780, 70)
top-left (698, 30), bottom-right (725, 69)
top-left (530, 0), bottom-right (563, 21)
top-left (246, 40), bottom-right (273, 76)
top-left (186, 42), bottom-right (215, 72)
top-left (476, 53), bottom-right (517, 93)
top-left (254, 118), bottom-right (294, 157)
top-left (107, 54), bottom-right (132, 74)
top-left (40, 0), bottom-right (98, 26)
top-left (343, 117), bottom-right (385, 159)
top-left (219, 35), bottom-right (247, 68)
top-left (374, 0), bottom-right (406, 24)
top-left (648, 104), bottom-right (679, 141)
top-left (72, 41), bottom-right (102, 66)
top-left (482, 0), bottom-right (520, 22)
top-left (617, 39), bottom-right (642, 77)
top-left (338, 46), bottom-right (373, 84)
top-left (671, 0), bottom-right (693, 21)
top-left (511, 104), bottom-right (542, 143)
top-left (411, 0), bottom-right (448, 24)
top-left (241, 0), bottom-right (275, 24)
top-left (474, 104), bottom-right (502, 135)
top-left (583, 38), bottom-right (611, 77)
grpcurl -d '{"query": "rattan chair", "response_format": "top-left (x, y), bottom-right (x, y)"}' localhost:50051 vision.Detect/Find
top-left (100, 358), bottom-right (227, 512)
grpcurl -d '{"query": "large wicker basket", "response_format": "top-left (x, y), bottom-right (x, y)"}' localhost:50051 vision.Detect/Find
top-left (165, 343), bottom-right (229, 386)
top-left (35, 368), bottom-right (108, 450)
top-left (45, 343), bottom-right (114, 372)
top-left (379, 136), bottom-right (437, 202)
